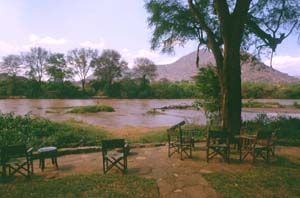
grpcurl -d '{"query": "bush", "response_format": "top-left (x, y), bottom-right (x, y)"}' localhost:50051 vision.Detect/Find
top-left (0, 113), bottom-right (109, 149)
top-left (243, 114), bottom-right (300, 146)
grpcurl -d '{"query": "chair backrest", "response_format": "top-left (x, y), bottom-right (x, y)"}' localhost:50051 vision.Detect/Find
top-left (102, 139), bottom-right (125, 151)
top-left (207, 130), bottom-right (229, 145)
top-left (167, 121), bottom-right (185, 140)
top-left (256, 131), bottom-right (273, 145)
top-left (168, 121), bottom-right (185, 131)
top-left (1, 145), bottom-right (27, 162)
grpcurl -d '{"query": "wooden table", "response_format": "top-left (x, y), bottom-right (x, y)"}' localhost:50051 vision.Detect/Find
top-left (38, 146), bottom-right (58, 171)
top-left (234, 135), bottom-right (256, 161)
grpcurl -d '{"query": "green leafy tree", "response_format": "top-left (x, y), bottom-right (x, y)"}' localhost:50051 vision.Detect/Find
top-left (46, 53), bottom-right (73, 83)
top-left (67, 48), bottom-right (98, 91)
top-left (92, 49), bottom-right (128, 96)
top-left (145, 0), bottom-right (300, 135)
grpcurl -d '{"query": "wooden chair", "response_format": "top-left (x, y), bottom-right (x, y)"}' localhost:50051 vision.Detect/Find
top-left (101, 139), bottom-right (128, 174)
top-left (251, 131), bottom-right (273, 163)
top-left (180, 128), bottom-right (196, 159)
top-left (1, 145), bottom-right (33, 179)
top-left (167, 121), bottom-right (193, 160)
top-left (167, 121), bottom-right (184, 158)
top-left (206, 130), bottom-right (230, 163)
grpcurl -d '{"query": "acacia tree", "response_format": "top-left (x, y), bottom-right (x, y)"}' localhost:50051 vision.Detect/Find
top-left (92, 49), bottom-right (128, 92)
top-left (146, 0), bottom-right (300, 135)
top-left (46, 53), bottom-right (73, 83)
top-left (67, 48), bottom-right (98, 91)
top-left (133, 57), bottom-right (157, 88)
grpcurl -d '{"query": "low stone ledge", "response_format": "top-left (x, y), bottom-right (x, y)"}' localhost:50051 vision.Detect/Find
top-left (32, 142), bottom-right (168, 158)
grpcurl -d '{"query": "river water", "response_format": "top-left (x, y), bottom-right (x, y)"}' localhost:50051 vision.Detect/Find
top-left (0, 99), bottom-right (300, 128)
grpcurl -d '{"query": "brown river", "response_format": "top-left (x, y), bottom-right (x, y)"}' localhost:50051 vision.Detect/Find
top-left (1, 99), bottom-right (300, 128)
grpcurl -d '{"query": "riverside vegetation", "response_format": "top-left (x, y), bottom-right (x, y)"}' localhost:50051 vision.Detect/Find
top-left (1, 73), bottom-right (300, 99)
top-left (1, 112), bottom-right (300, 149)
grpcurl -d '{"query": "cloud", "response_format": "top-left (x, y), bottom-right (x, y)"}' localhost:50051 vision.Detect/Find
top-left (80, 38), bottom-right (105, 49)
top-left (264, 55), bottom-right (300, 76)
top-left (29, 34), bottom-right (39, 42)
top-left (156, 57), bottom-right (179, 65)
top-left (121, 48), bottom-right (132, 58)
top-left (135, 49), bottom-right (160, 59)
top-left (39, 36), bottom-right (67, 45)
top-left (0, 41), bottom-right (20, 55)
top-left (29, 34), bottom-right (67, 45)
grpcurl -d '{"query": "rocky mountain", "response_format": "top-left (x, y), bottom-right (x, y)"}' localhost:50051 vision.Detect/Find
top-left (156, 50), bottom-right (299, 83)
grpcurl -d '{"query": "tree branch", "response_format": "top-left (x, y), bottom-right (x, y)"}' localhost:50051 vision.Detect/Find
top-left (188, 0), bottom-right (223, 71)
top-left (214, 0), bottom-right (230, 38)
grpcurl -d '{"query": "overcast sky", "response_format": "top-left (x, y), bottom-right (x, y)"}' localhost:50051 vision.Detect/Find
top-left (0, 0), bottom-right (299, 76)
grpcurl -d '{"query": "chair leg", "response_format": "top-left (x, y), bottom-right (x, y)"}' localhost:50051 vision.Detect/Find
top-left (103, 158), bottom-right (106, 174)
top-left (206, 148), bottom-right (209, 162)
top-left (27, 162), bottom-right (30, 177)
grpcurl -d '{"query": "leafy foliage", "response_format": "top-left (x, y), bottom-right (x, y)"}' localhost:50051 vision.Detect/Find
top-left (46, 53), bottom-right (73, 83)
top-left (92, 49), bottom-right (128, 95)
top-left (244, 114), bottom-right (300, 146)
top-left (194, 66), bottom-right (221, 125)
top-left (0, 113), bottom-right (109, 148)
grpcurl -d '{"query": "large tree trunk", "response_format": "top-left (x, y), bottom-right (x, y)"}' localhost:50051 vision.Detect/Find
top-left (221, 37), bottom-right (242, 136)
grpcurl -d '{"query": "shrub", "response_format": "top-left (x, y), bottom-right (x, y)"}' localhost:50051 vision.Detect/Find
top-left (0, 112), bottom-right (109, 149)
top-left (243, 114), bottom-right (300, 146)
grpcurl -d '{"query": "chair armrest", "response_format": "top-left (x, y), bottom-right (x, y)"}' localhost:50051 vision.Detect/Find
top-left (124, 143), bottom-right (130, 155)
top-left (27, 147), bottom-right (33, 155)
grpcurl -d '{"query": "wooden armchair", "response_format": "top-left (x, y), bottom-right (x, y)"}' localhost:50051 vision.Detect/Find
top-left (167, 121), bottom-right (184, 158)
top-left (1, 144), bottom-right (33, 179)
top-left (252, 131), bottom-right (273, 163)
top-left (101, 139), bottom-right (128, 174)
top-left (167, 121), bottom-right (194, 160)
top-left (206, 130), bottom-right (230, 163)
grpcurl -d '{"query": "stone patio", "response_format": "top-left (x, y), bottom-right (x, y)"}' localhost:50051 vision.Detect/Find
top-left (31, 143), bottom-right (300, 198)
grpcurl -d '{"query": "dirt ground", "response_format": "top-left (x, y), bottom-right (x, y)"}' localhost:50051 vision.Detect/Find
top-left (29, 143), bottom-right (300, 198)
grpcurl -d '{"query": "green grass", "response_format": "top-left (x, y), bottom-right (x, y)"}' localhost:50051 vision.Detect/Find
top-left (203, 158), bottom-right (300, 198)
top-left (0, 174), bottom-right (159, 198)
top-left (68, 105), bottom-right (115, 113)
top-left (132, 129), bottom-right (168, 143)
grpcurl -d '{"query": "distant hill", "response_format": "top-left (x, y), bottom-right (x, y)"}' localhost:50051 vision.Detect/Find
top-left (156, 50), bottom-right (299, 83)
